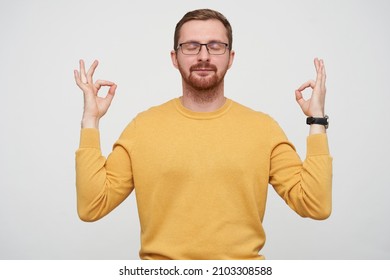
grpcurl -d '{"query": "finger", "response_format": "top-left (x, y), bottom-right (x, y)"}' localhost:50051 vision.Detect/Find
top-left (94, 80), bottom-right (116, 90)
top-left (314, 59), bottom-right (326, 94)
top-left (315, 61), bottom-right (324, 89)
top-left (87, 60), bottom-right (99, 84)
top-left (295, 89), bottom-right (303, 101)
top-left (297, 80), bottom-right (315, 92)
top-left (74, 69), bottom-right (87, 89)
top-left (295, 90), bottom-right (306, 107)
top-left (79, 59), bottom-right (88, 83)
top-left (104, 84), bottom-right (117, 104)
top-left (74, 69), bottom-right (81, 84)
top-left (320, 60), bottom-right (327, 91)
top-left (314, 57), bottom-right (320, 73)
top-left (107, 84), bottom-right (117, 97)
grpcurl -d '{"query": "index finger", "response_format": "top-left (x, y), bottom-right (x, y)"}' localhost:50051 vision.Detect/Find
top-left (297, 80), bottom-right (315, 92)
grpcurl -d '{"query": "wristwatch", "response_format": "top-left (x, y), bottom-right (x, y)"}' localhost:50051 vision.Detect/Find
top-left (306, 115), bottom-right (329, 129)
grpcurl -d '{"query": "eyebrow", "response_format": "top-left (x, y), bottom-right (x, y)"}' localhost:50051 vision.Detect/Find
top-left (181, 40), bottom-right (226, 44)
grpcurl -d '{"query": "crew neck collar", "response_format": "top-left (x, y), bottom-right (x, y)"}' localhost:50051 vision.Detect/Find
top-left (174, 97), bottom-right (233, 120)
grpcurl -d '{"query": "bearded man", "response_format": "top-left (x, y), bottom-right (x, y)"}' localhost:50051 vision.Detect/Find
top-left (74, 9), bottom-right (332, 260)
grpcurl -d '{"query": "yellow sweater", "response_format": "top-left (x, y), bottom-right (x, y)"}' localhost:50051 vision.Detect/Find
top-left (76, 98), bottom-right (332, 260)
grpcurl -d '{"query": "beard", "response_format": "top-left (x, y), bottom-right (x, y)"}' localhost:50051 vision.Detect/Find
top-left (178, 62), bottom-right (228, 102)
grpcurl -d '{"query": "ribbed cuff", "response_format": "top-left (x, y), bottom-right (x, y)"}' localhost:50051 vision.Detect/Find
top-left (79, 128), bottom-right (101, 149)
top-left (307, 133), bottom-right (330, 156)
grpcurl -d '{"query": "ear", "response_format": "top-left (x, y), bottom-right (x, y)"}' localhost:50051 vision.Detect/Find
top-left (227, 50), bottom-right (235, 69)
top-left (171, 50), bottom-right (179, 69)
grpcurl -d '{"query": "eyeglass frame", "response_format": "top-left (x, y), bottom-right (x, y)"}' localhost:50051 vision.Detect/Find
top-left (176, 41), bottom-right (230, 55)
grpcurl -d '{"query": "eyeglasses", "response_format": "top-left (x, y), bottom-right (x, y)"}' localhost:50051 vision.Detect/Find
top-left (177, 42), bottom-right (229, 55)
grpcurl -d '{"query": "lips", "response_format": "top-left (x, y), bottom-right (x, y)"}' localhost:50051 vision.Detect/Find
top-left (193, 68), bottom-right (214, 70)
top-left (192, 69), bottom-right (215, 77)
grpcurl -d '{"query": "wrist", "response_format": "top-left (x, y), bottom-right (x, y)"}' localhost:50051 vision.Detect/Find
top-left (81, 115), bottom-right (99, 129)
top-left (306, 115), bottom-right (329, 133)
top-left (306, 115), bottom-right (328, 126)
top-left (310, 111), bottom-right (325, 118)
top-left (309, 124), bottom-right (326, 135)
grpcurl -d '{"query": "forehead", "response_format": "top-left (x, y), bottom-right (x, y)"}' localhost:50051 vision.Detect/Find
top-left (179, 19), bottom-right (228, 43)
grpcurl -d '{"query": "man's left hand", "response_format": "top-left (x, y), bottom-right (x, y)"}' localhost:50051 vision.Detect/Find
top-left (295, 58), bottom-right (327, 117)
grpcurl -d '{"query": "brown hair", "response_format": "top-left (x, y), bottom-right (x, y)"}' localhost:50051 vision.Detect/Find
top-left (173, 9), bottom-right (233, 51)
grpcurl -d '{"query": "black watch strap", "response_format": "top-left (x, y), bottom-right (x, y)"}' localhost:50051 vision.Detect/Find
top-left (306, 115), bottom-right (329, 129)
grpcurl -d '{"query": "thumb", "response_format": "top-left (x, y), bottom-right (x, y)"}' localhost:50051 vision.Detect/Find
top-left (105, 84), bottom-right (117, 104)
top-left (295, 90), bottom-right (305, 108)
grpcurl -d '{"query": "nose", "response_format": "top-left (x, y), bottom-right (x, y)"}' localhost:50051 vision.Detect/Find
top-left (197, 45), bottom-right (210, 61)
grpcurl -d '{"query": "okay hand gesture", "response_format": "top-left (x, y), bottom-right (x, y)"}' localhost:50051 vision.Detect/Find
top-left (74, 59), bottom-right (117, 128)
top-left (295, 58), bottom-right (327, 117)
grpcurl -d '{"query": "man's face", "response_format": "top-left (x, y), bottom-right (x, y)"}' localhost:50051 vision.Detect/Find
top-left (171, 19), bottom-right (235, 91)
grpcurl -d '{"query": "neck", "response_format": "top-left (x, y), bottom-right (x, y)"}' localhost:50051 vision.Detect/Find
top-left (181, 81), bottom-right (226, 112)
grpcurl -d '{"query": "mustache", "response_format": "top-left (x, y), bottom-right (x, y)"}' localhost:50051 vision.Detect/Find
top-left (190, 62), bottom-right (217, 72)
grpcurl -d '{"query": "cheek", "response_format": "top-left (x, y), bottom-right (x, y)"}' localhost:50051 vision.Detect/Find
top-left (177, 58), bottom-right (192, 71)
top-left (177, 60), bottom-right (192, 78)
top-left (215, 59), bottom-right (230, 72)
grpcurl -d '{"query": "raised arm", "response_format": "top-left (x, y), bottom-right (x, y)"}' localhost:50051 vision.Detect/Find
top-left (269, 58), bottom-right (332, 220)
top-left (74, 60), bottom-right (133, 222)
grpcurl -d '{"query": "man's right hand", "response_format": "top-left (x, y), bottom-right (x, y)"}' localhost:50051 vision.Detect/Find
top-left (74, 59), bottom-right (117, 129)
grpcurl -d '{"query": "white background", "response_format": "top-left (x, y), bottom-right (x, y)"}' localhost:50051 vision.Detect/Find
top-left (1, 0), bottom-right (389, 259)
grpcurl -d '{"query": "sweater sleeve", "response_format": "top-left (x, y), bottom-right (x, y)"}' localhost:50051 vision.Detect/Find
top-left (268, 119), bottom-right (333, 220)
top-left (75, 121), bottom-right (136, 222)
